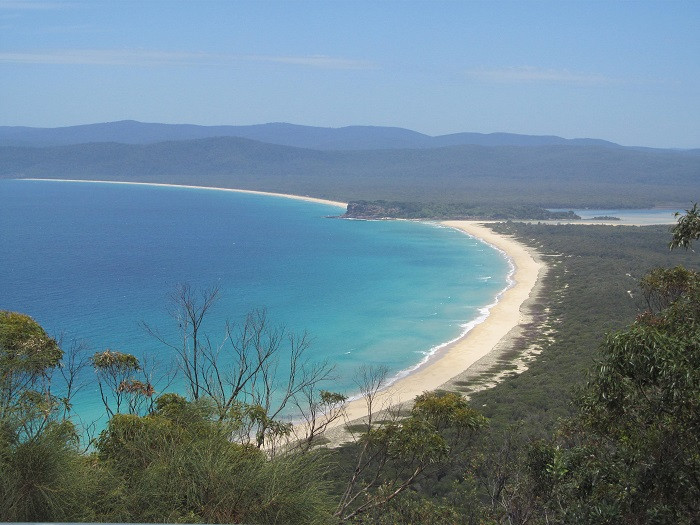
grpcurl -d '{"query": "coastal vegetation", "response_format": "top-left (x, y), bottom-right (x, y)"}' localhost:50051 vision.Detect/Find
top-left (343, 200), bottom-right (580, 220)
top-left (468, 221), bottom-right (700, 431)
top-left (2, 209), bottom-right (699, 523)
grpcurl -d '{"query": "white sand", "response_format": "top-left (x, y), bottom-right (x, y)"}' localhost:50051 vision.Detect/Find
top-left (22, 178), bottom-right (347, 209)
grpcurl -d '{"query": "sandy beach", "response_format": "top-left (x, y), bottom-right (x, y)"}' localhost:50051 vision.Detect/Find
top-left (321, 220), bottom-right (543, 431)
top-left (22, 179), bottom-right (544, 433)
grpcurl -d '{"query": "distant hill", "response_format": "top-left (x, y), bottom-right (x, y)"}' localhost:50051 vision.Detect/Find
top-left (0, 120), bottom-right (623, 150)
top-left (1, 136), bottom-right (697, 208)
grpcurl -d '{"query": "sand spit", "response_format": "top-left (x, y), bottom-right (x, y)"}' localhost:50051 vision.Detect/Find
top-left (21, 178), bottom-right (348, 209)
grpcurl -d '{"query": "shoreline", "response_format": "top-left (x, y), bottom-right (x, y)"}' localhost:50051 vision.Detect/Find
top-left (20, 178), bottom-right (348, 209)
top-left (17, 178), bottom-right (543, 429)
top-left (322, 220), bottom-right (542, 431)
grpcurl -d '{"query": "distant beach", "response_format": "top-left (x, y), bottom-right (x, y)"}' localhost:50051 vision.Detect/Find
top-left (23, 178), bottom-right (348, 209)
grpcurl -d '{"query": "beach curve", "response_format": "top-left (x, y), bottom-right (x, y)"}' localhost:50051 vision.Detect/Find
top-left (20, 179), bottom-right (543, 430)
top-left (324, 220), bottom-right (543, 430)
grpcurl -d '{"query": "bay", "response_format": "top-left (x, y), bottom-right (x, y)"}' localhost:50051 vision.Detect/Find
top-left (0, 179), bottom-right (509, 425)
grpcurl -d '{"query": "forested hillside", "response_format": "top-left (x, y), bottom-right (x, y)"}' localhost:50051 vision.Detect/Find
top-left (1, 137), bottom-right (698, 208)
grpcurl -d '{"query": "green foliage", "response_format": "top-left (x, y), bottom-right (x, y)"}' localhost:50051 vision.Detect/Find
top-left (366, 417), bottom-right (449, 465)
top-left (0, 311), bottom-right (62, 374)
top-left (413, 390), bottom-right (488, 434)
top-left (154, 391), bottom-right (191, 419)
top-left (670, 202), bottom-right (700, 249)
top-left (90, 348), bottom-right (140, 371)
top-left (0, 311), bottom-right (64, 439)
top-left (0, 420), bottom-right (102, 522)
top-left (96, 397), bottom-right (334, 524)
top-left (335, 391), bottom-right (488, 521)
top-left (0, 313), bottom-right (86, 521)
top-left (344, 200), bottom-right (580, 220)
top-left (361, 491), bottom-right (472, 525)
top-left (320, 389), bottom-right (348, 405)
top-left (5, 214), bottom-right (700, 523)
top-left (0, 310), bottom-right (338, 523)
top-left (91, 349), bottom-right (151, 417)
top-left (640, 265), bottom-right (698, 312)
top-left (469, 224), bottom-right (699, 434)
top-left (363, 221), bottom-right (700, 523)
top-left (520, 231), bottom-right (700, 523)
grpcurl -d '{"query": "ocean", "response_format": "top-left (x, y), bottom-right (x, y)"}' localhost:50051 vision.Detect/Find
top-left (0, 179), bottom-right (510, 426)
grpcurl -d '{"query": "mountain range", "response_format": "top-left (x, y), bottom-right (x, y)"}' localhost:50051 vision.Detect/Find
top-left (0, 120), bottom-right (624, 150)
top-left (1, 121), bottom-right (698, 210)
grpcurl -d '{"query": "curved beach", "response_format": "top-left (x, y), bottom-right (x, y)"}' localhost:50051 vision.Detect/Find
top-left (326, 220), bottom-right (542, 429)
top-left (23, 179), bottom-right (543, 427)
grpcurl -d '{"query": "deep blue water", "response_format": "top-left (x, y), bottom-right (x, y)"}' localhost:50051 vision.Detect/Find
top-left (0, 179), bottom-right (509, 425)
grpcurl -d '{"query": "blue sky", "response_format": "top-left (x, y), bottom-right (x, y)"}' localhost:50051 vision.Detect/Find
top-left (1, 0), bottom-right (699, 148)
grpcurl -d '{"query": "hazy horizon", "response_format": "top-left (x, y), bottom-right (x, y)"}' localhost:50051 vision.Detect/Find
top-left (1, 1), bottom-right (699, 149)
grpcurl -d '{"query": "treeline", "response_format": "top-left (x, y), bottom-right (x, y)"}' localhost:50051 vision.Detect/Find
top-left (343, 200), bottom-right (580, 220)
top-left (2, 211), bottom-right (699, 523)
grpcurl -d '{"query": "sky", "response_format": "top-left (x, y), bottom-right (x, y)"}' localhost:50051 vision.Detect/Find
top-left (1, 0), bottom-right (699, 148)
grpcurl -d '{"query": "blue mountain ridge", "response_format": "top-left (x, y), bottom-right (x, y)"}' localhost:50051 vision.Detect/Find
top-left (0, 120), bottom-right (622, 150)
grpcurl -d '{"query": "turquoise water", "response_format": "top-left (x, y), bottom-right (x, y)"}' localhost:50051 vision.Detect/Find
top-left (0, 179), bottom-right (509, 425)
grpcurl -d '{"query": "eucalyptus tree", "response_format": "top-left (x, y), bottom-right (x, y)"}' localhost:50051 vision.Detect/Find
top-left (0, 311), bottom-right (99, 522)
top-left (0, 311), bottom-right (63, 439)
top-left (145, 284), bottom-right (339, 449)
top-left (335, 385), bottom-right (488, 522)
top-left (670, 202), bottom-right (699, 249)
